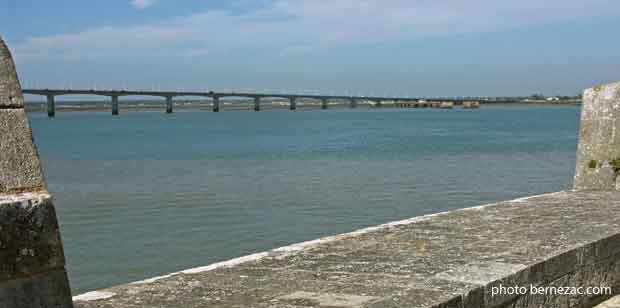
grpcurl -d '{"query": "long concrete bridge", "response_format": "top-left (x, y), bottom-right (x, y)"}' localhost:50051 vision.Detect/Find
top-left (22, 88), bottom-right (498, 117)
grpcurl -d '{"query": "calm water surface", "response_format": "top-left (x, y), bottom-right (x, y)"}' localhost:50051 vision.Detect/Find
top-left (28, 106), bottom-right (580, 294)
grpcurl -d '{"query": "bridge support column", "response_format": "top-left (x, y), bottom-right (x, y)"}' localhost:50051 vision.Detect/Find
top-left (111, 95), bottom-right (119, 116)
top-left (213, 96), bottom-right (220, 112)
top-left (321, 98), bottom-right (328, 110)
top-left (46, 94), bottom-right (55, 117)
top-left (350, 99), bottom-right (357, 108)
top-left (254, 97), bottom-right (260, 112)
top-left (166, 96), bottom-right (173, 114)
top-left (290, 97), bottom-right (297, 111)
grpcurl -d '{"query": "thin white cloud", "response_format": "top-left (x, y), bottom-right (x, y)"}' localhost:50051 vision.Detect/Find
top-left (13, 0), bottom-right (620, 62)
top-left (130, 0), bottom-right (158, 10)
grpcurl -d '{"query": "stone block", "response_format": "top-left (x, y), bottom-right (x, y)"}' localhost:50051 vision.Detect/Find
top-left (0, 192), bottom-right (66, 280)
top-left (0, 108), bottom-right (46, 194)
top-left (0, 38), bottom-right (24, 108)
top-left (0, 268), bottom-right (73, 308)
top-left (574, 82), bottom-right (620, 190)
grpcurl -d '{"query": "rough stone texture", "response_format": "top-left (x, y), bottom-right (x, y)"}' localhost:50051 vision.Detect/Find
top-left (596, 295), bottom-right (620, 308)
top-left (0, 38), bottom-right (24, 108)
top-left (75, 191), bottom-right (620, 308)
top-left (0, 268), bottom-right (73, 308)
top-left (0, 37), bottom-right (45, 195)
top-left (0, 193), bottom-right (66, 280)
top-left (574, 82), bottom-right (620, 191)
top-left (0, 162), bottom-right (73, 308)
top-left (0, 108), bottom-right (46, 194)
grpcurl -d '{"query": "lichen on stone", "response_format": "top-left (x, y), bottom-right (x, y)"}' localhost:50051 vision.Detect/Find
top-left (610, 158), bottom-right (620, 180)
top-left (588, 160), bottom-right (599, 169)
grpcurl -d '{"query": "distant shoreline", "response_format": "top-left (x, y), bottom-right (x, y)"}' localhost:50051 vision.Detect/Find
top-left (24, 100), bottom-right (581, 113)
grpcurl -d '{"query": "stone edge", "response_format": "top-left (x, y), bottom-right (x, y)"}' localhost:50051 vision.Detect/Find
top-left (73, 191), bottom-right (565, 302)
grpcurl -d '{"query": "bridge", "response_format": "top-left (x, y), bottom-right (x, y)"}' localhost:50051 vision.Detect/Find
top-left (21, 88), bottom-right (498, 117)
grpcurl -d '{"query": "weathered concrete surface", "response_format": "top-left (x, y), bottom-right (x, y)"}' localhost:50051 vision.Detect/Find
top-left (596, 295), bottom-right (620, 307)
top-left (0, 36), bottom-right (73, 308)
top-left (0, 37), bottom-right (45, 195)
top-left (0, 193), bottom-right (66, 280)
top-left (75, 191), bottom-right (620, 308)
top-left (0, 268), bottom-right (73, 308)
top-left (0, 108), bottom-right (46, 194)
top-left (574, 82), bottom-right (620, 191)
top-left (0, 37), bottom-right (23, 108)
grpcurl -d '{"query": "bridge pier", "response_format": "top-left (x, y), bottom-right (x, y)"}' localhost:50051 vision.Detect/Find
top-left (46, 94), bottom-right (55, 117)
top-left (254, 97), bottom-right (260, 112)
top-left (111, 95), bottom-right (119, 116)
top-left (213, 96), bottom-right (220, 112)
top-left (289, 97), bottom-right (297, 110)
top-left (165, 96), bottom-right (173, 114)
top-left (350, 98), bottom-right (357, 108)
top-left (321, 98), bottom-right (328, 110)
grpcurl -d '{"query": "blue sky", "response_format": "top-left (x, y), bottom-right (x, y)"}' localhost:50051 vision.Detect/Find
top-left (2, 0), bottom-right (620, 98)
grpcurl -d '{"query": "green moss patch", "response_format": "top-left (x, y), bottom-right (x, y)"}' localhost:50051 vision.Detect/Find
top-left (611, 158), bottom-right (620, 180)
top-left (588, 160), bottom-right (599, 169)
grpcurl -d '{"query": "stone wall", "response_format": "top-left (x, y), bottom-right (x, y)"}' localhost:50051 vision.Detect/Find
top-left (70, 191), bottom-right (620, 308)
top-left (0, 37), bottom-right (73, 308)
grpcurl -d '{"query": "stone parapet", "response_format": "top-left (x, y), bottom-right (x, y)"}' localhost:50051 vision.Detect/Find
top-left (0, 108), bottom-right (46, 194)
top-left (574, 82), bottom-right (620, 191)
top-left (0, 193), bottom-right (66, 281)
top-left (74, 191), bottom-right (620, 308)
top-left (0, 36), bottom-right (73, 308)
top-left (0, 37), bottom-right (23, 108)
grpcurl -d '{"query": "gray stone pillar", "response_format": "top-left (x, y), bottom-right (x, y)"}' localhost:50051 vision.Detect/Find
top-left (0, 37), bottom-right (74, 308)
top-left (213, 96), bottom-right (220, 112)
top-left (350, 99), bottom-right (357, 108)
top-left (289, 97), bottom-right (296, 110)
top-left (574, 82), bottom-right (620, 191)
top-left (254, 97), bottom-right (260, 112)
top-left (321, 98), bottom-right (328, 110)
top-left (46, 94), bottom-right (55, 117)
top-left (166, 96), bottom-right (173, 114)
top-left (111, 95), bottom-right (119, 116)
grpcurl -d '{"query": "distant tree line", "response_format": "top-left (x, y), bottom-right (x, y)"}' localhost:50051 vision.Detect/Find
top-left (528, 94), bottom-right (582, 100)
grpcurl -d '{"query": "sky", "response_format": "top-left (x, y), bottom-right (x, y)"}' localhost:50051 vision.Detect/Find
top-left (2, 0), bottom-right (620, 98)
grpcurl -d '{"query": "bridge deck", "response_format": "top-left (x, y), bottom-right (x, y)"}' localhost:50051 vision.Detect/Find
top-left (21, 89), bottom-right (497, 102)
top-left (73, 191), bottom-right (620, 308)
